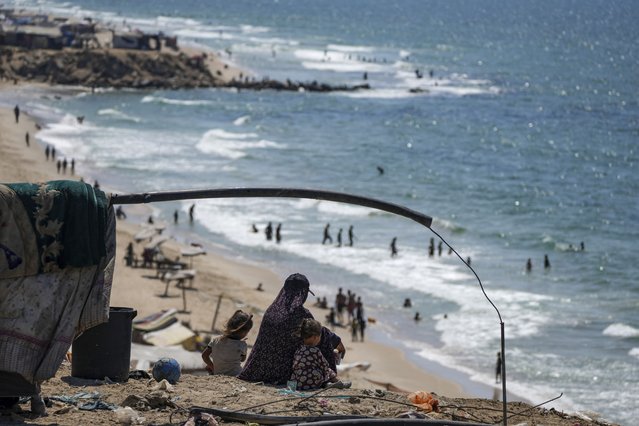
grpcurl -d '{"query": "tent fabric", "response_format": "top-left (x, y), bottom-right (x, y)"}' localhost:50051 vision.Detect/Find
top-left (0, 181), bottom-right (115, 384)
top-left (0, 181), bottom-right (109, 277)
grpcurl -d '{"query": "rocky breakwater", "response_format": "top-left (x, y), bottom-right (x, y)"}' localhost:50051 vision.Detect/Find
top-left (0, 47), bottom-right (370, 92)
top-left (0, 47), bottom-right (220, 89)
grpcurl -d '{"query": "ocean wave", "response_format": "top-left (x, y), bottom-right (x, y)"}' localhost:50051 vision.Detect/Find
top-left (317, 201), bottom-right (374, 217)
top-left (603, 323), bottom-right (639, 338)
top-left (98, 108), bottom-right (141, 123)
top-left (326, 44), bottom-right (375, 53)
top-left (630, 348), bottom-right (639, 359)
top-left (195, 128), bottom-right (284, 159)
top-left (233, 115), bottom-right (251, 126)
top-left (432, 218), bottom-right (466, 234)
top-left (141, 95), bottom-right (213, 106)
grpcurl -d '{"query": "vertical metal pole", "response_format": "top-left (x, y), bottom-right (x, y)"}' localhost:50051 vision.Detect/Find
top-left (501, 321), bottom-right (507, 425)
top-left (182, 281), bottom-right (187, 312)
top-left (211, 294), bottom-right (223, 332)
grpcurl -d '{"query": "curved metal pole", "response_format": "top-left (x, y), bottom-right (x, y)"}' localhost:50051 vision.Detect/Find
top-left (110, 187), bottom-right (433, 229)
top-left (110, 186), bottom-right (508, 425)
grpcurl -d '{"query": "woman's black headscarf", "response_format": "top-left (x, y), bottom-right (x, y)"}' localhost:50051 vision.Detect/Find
top-left (238, 273), bottom-right (340, 384)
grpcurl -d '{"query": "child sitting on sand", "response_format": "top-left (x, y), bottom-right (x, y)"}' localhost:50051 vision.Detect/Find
top-left (201, 310), bottom-right (253, 376)
top-left (290, 318), bottom-right (351, 390)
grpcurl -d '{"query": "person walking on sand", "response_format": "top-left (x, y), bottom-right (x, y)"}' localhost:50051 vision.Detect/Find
top-left (348, 225), bottom-right (354, 246)
top-left (276, 223), bottom-right (282, 243)
top-left (390, 237), bottom-right (398, 257)
top-left (71, 158), bottom-right (75, 175)
top-left (495, 352), bottom-right (502, 383)
top-left (335, 288), bottom-right (346, 324)
top-left (45, 145), bottom-right (50, 160)
top-left (173, 210), bottom-right (179, 224)
top-left (51, 146), bottom-right (56, 160)
top-left (56, 160), bottom-right (61, 174)
top-left (336, 228), bottom-right (343, 247)
top-left (62, 158), bottom-right (68, 174)
top-left (322, 223), bottom-right (333, 245)
top-left (201, 310), bottom-right (253, 376)
top-left (25, 132), bottom-right (29, 147)
top-left (350, 318), bottom-right (359, 342)
top-left (14, 105), bottom-right (20, 123)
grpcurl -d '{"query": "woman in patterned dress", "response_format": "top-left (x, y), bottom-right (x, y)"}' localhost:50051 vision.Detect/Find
top-left (238, 273), bottom-right (345, 384)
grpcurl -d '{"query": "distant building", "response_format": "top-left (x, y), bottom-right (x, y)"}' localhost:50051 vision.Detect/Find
top-left (111, 31), bottom-right (160, 50)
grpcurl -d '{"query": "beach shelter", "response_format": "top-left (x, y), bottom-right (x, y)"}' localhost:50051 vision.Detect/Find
top-left (0, 181), bottom-right (114, 396)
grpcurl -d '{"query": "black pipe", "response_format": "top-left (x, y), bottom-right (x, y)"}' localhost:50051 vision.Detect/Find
top-left (110, 187), bottom-right (432, 229)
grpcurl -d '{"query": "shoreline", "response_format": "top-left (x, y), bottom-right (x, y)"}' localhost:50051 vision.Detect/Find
top-left (0, 100), bottom-right (474, 398)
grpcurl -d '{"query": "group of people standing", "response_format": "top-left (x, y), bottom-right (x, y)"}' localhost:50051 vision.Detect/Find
top-left (324, 288), bottom-right (367, 342)
top-left (322, 223), bottom-right (355, 247)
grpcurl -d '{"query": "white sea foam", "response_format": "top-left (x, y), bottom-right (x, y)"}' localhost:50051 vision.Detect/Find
top-left (603, 323), bottom-right (639, 338)
top-left (326, 44), bottom-right (375, 53)
top-left (295, 48), bottom-right (386, 73)
top-left (630, 348), bottom-right (639, 359)
top-left (316, 201), bottom-right (375, 217)
top-left (338, 89), bottom-right (423, 99)
top-left (195, 129), bottom-right (284, 159)
top-left (97, 108), bottom-right (141, 123)
top-left (233, 115), bottom-right (251, 126)
top-left (141, 95), bottom-right (213, 106)
top-left (174, 28), bottom-right (229, 40)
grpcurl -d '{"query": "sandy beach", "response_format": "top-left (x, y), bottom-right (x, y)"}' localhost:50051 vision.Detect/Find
top-left (0, 102), bottom-right (469, 393)
top-left (0, 98), bottom-right (617, 426)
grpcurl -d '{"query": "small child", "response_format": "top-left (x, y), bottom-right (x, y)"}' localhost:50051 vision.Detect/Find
top-left (290, 318), bottom-right (351, 390)
top-left (201, 310), bottom-right (253, 376)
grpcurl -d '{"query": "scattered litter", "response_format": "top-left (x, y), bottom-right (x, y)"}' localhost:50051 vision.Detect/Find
top-left (223, 386), bottom-right (247, 398)
top-left (407, 391), bottom-right (439, 413)
top-left (128, 370), bottom-right (151, 380)
top-left (121, 391), bottom-right (176, 411)
top-left (277, 388), bottom-right (311, 397)
top-left (79, 400), bottom-right (117, 411)
top-left (49, 391), bottom-right (116, 411)
top-left (49, 391), bottom-right (102, 405)
top-left (152, 379), bottom-right (174, 392)
top-left (396, 410), bottom-right (428, 419)
top-left (114, 406), bottom-right (145, 425)
top-left (184, 411), bottom-right (219, 426)
top-left (53, 405), bottom-right (76, 415)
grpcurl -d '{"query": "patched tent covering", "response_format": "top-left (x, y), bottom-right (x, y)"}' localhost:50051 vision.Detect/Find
top-left (0, 180), bottom-right (115, 385)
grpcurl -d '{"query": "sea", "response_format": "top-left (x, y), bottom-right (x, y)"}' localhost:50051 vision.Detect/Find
top-left (2, 0), bottom-right (637, 423)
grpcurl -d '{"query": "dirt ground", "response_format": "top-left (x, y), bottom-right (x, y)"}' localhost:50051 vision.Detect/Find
top-left (0, 362), bottom-right (616, 426)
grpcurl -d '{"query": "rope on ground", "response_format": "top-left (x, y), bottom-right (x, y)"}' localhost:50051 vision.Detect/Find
top-left (493, 392), bottom-right (563, 424)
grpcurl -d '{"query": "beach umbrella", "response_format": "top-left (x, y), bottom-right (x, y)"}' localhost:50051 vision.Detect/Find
top-left (144, 235), bottom-right (169, 250)
top-left (180, 246), bottom-right (206, 268)
top-left (133, 227), bottom-right (156, 242)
